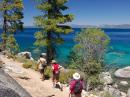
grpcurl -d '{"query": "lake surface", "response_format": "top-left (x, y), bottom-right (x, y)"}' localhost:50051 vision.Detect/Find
top-left (0, 28), bottom-right (130, 67)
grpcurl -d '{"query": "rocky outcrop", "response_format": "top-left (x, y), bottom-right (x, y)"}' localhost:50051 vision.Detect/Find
top-left (0, 69), bottom-right (32, 97)
top-left (104, 85), bottom-right (122, 97)
top-left (127, 89), bottom-right (130, 97)
top-left (100, 72), bottom-right (113, 85)
top-left (115, 66), bottom-right (130, 78)
top-left (120, 81), bottom-right (128, 86)
top-left (4, 63), bottom-right (24, 74)
top-left (18, 51), bottom-right (34, 60)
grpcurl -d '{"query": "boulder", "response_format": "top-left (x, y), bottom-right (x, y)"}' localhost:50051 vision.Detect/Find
top-left (3, 63), bottom-right (24, 74)
top-left (100, 72), bottom-right (113, 85)
top-left (127, 88), bottom-right (130, 97)
top-left (0, 69), bottom-right (32, 97)
top-left (18, 51), bottom-right (34, 60)
top-left (121, 92), bottom-right (127, 97)
top-left (115, 66), bottom-right (130, 78)
top-left (104, 85), bottom-right (122, 97)
top-left (41, 53), bottom-right (46, 56)
top-left (82, 90), bottom-right (89, 97)
top-left (113, 83), bottom-right (118, 89)
top-left (120, 81), bottom-right (128, 86)
top-left (0, 85), bottom-right (20, 97)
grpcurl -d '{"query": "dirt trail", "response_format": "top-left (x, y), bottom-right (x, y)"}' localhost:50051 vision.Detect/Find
top-left (0, 55), bottom-right (69, 97)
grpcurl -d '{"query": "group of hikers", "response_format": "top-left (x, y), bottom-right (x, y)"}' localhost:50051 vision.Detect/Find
top-left (37, 54), bottom-right (84, 97)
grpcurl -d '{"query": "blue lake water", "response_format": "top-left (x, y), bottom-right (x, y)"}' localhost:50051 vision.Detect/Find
top-left (0, 28), bottom-right (130, 67)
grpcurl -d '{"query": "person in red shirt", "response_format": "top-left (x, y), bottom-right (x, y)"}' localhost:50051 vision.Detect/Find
top-left (69, 73), bottom-right (83, 97)
top-left (51, 60), bottom-right (62, 90)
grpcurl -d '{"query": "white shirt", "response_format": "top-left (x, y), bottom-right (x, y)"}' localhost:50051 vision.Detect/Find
top-left (38, 58), bottom-right (46, 69)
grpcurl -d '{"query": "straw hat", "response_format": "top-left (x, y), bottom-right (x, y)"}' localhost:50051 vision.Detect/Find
top-left (51, 60), bottom-right (57, 63)
top-left (73, 73), bottom-right (80, 80)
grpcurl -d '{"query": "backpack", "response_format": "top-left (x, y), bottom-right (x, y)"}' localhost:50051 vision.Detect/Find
top-left (73, 80), bottom-right (83, 94)
top-left (53, 63), bottom-right (59, 74)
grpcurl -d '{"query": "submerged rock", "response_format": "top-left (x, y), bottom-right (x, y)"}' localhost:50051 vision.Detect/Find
top-left (0, 69), bottom-right (32, 97)
top-left (115, 66), bottom-right (130, 78)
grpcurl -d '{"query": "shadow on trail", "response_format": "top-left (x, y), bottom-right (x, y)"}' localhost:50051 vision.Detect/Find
top-left (46, 94), bottom-right (55, 97)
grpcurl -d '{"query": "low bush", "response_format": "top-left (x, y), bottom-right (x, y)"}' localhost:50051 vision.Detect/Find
top-left (43, 67), bottom-right (76, 83)
top-left (22, 60), bottom-right (35, 69)
top-left (16, 56), bottom-right (28, 63)
top-left (16, 56), bottom-right (37, 69)
top-left (6, 52), bottom-right (16, 60)
top-left (59, 69), bottom-right (76, 84)
top-left (44, 66), bottom-right (52, 79)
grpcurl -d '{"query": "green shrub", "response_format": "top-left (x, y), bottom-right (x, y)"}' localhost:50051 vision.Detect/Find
top-left (16, 56), bottom-right (37, 69)
top-left (16, 56), bottom-right (28, 63)
top-left (6, 52), bottom-right (16, 60)
top-left (22, 60), bottom-right (34, 69)
top-left (44, 66), bottom-right (52, 79)
top-left (59, 69), bottom-right (76, 84)
top-left (87, 74), bottom-right (103, 90)
top-left (31, 61), bottom-right (38, 70)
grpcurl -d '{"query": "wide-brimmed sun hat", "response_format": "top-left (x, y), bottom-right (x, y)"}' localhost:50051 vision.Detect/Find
top-left (73, 73), bottom-right (80, 80)
top-left (51, 60), bottom-right (57, 63)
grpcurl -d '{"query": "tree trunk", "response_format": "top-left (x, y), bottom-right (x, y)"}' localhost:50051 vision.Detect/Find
top-left (46, 32), bottom-right (55, 65)
top-left (46, 0), bottom-right (55, 65)
top-left (2, 10), bottom-right (7, 50)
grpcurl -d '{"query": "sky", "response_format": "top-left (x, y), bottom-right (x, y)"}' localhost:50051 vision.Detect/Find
top-left (23, 0), bottom-right (130, 26)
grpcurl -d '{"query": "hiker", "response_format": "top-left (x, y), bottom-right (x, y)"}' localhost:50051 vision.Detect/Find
top-left (37, 55), bottom-right (47, 81)
top-left (51, 60), bottom-right (62, 90)
top-left (69, 73), bottom-right (83, 97)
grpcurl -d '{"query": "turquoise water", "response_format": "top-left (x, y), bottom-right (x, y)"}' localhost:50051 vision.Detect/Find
top-left (1, 28), bottom-right (130, 67)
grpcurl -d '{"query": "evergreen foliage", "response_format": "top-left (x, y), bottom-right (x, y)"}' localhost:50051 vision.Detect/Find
top-left (0, 0), bottom-right (24, 54)
top-left (34, 0), bottom-right (74, 64)
top-left (68, 28), bottom-right (110, 90)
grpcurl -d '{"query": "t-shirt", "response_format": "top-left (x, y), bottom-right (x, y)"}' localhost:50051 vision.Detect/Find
top-left (38, 58), bottom-right (46, 69)
top-left (52, 63), bottom-right (59, 74)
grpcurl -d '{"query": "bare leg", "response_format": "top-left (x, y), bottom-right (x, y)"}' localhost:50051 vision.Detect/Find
top-left (42, 74), bottom-right (45, 81)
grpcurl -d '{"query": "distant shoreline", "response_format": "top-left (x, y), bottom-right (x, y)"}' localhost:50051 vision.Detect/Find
top-left (1, 26), bottom-right (130, 29)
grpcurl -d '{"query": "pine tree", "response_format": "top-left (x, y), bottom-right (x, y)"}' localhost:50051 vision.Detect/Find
top-left (34, 0), bottom-right (74, 64)
top-left (0, 0), bottom-right (23, 54)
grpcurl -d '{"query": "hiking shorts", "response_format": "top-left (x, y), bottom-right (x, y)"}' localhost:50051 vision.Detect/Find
top-left (52, 72), bottom-right (60, 81)
top-left (71, 94), bottom-right (81, 97)
top-left (39, 69), bottom-right (44, 74)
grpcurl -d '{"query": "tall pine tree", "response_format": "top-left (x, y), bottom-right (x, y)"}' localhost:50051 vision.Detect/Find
top-left (0, 0), bottom-right (23, 54)
top-left (34, 0), bottom-right (74, 64)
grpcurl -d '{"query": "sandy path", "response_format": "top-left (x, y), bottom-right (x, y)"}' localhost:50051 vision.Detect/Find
top-left (0, 55), bottom-right (69, 97)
